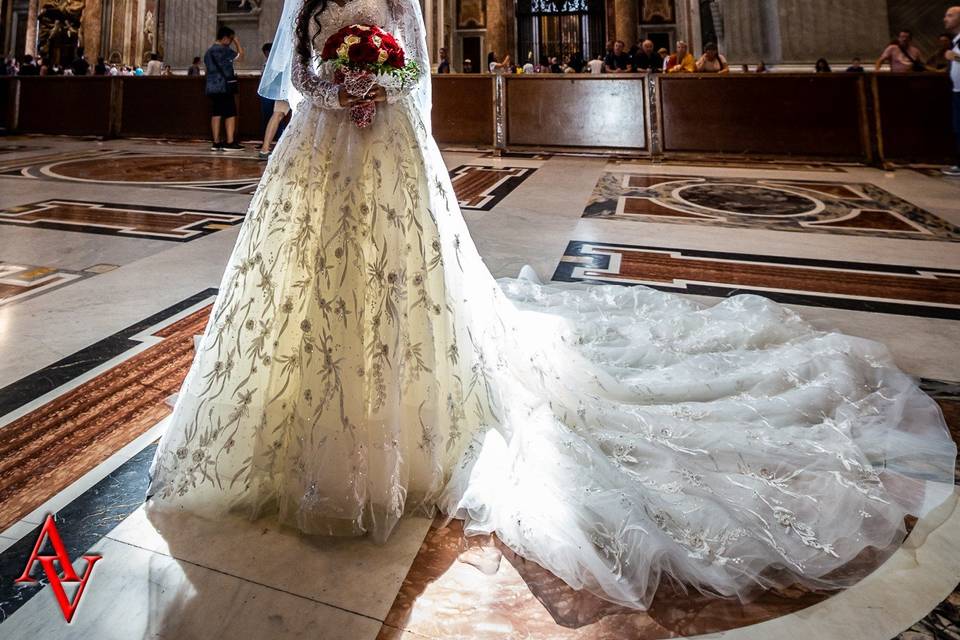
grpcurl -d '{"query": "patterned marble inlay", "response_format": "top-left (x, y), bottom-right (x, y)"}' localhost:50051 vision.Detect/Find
top-left (0, 200), bottom-right (246, 240)
top-left (480, 151), bottom-right (553, 160)
top-left (0, 300), bottom-right (213, 532)
top-left (584, 173), bottom-right (960, 240)
top-left (552, 241), bottom-right (960, 320)
top-left (0, 150), bottom-right (264, 193)
top-left (449, 165), bottom-right (537, 210)
top-left (378, 518), bottom-right (858, 639)
top-left (913, 167), bottom-right (960, 181)
top-left (612, 159), bottom-right (849, 172)
top-left (379, 377), bottom-right (959, 640)
top-left (0, 262), bottom-right (89, 306)
top-left (896, 586), bottom-right (960, 639)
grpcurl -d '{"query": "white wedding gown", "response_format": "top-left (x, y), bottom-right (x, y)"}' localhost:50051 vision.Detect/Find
top-left (147, 0), bottom-right (957, 609)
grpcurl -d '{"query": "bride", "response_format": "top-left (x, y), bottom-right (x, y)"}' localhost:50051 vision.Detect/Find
top-left (147, 0), bottom-right (956, 609)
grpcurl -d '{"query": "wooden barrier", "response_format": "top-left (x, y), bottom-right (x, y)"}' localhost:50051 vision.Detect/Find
top-left (119, 77), bottom-right (265, 140)
top-left (505, 74), bottom-right (648, 151)
top-left (16, 76), bottom-right (113, 136)
top-left (873, 73), bottom-right (954, 162)
top-left (431, 75), bottom-right (494, 146)
top-left (658, 74), bottom-right (870, 159)
top-left (0, 73), bottom-right (954, 164)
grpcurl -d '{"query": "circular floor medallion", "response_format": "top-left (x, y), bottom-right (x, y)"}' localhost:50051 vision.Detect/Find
top-left (46, 155), bottom-right (264, 184)
top-left (676, 183), bottom-right (821, 217)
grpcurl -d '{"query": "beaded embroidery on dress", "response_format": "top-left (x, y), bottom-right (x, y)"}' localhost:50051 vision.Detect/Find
top-left (147, 0), bottom-right (957, 609)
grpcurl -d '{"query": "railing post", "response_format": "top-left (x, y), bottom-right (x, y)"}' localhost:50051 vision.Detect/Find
top-left (646, 72), bottom-right (663, 159)
top-left (9, 78), bottom-right (21, 132)
top-left (493, 73), bottom-right (506, 155)
top-left (108, 77), bottom-right (124, 138)
top-left (868, 74), bottom-right (887, 168)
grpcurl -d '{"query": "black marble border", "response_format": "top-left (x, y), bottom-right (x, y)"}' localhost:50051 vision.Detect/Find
top-left (551, 241), bottom-right (960, 321)
top-left (0, 443), bottom-right (157, 623)
top-left (0, 200), bottom-right (245, 242)
top-left (0, 288), bottom-right (218, 419)
top-left (450, 165), bottom-right (537, 211)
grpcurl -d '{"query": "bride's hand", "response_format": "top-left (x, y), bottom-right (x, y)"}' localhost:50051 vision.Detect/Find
top-left (337, 85), bottom-right (370, 107)
top-left (365, 84), bottom-right (388, 103)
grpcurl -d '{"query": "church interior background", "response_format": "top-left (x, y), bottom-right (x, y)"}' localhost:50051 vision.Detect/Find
top-left (0, 0), bottom-right (951, 72)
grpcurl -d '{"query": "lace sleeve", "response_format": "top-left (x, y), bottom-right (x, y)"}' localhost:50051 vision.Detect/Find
top-left (291, 54), bottom-right (344, 110)
top-left (385, 0), bottom-right (430, 112)
top-left (379, 70), bottom-right (418, 104)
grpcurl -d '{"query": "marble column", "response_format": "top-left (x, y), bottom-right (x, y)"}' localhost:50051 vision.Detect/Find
top-left (774, 0), bottom-right (889, 64)
top-left (718, 0), bottom-right (767, 62)
top-left (163, 0), bottom-right (217, 68)
top-left (81, 0), bottom-right (104, 63)
top-left (25, 0), bottom-right (39, 56)
top-left (613, 0), bottom-right (637, 46)
top-left (485, 0), bottom-right (507, 63)
top-left (257, 0), bottom-right (285, 51)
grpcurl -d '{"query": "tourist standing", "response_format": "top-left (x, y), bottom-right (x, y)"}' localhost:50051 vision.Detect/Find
top-left (696, 43), bottom-right (729, 73)
top-left (942, 6), bottom-right (960, 176)
top-left (928, 34), bottom-right (953, 72)
top-left (205, 26), bottom-right (245, 152)
top-left (258, 41), bottom-right (290, 160)
top-left (603, 40), bottom-right (633, 73)
top-left (18, 55), bottom-right (39, 76)
top-left (145, 53), bottom-right (164, 76)
top-left (188, 56), bottom-right (203, 76)
top-left (875, 30), bottom-right (924, 73)
top-left (587, 54), bottom-right (604, 74)
top-left (71, 55), bottom-right (90, 76)
top-left (437, 48), bottom-right (450, 74)
top-left (632, 40), bottom-right (663, 72)
top-left (665, 41), bottom-right (695, 73)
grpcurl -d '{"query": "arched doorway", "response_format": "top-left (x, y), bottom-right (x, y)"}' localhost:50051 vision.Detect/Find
top-left (515, 0), bottom-right (605, 66)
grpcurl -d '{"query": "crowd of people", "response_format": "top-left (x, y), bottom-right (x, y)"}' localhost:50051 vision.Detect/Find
top-left (479, 28), bottom-right (957, 76)
top-left (0, 52), bottom-right (174, 77)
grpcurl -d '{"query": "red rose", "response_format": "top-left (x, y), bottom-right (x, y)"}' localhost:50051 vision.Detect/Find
top-left (386, 49), bottom-right (405, 68)
top-left (380, 33), bottom-right (399, 49)
top-left (349, 41), bottom-right (380, 65)
top-left (321, 37), bottom-right (339, 60)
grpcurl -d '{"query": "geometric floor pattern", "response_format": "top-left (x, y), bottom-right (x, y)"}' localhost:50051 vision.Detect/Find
top-left (0, 296), bottom-right (213, 532)
top-left (584, 173), bottom-right (960, 241)
top-left (0, 150), bottom-right (265, 194)
top-left (552, 241), bottom-right (960, 320)
top-left (0, 262), bottom-right (90, 306)
top-left (0, 200), bottom-right (246, 241)
top-left (449, 165), bottom-right (537, 211)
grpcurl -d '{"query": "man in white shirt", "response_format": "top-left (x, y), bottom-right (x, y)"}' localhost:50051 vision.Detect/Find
top-left (587, 55), bottom-right (604, 75)
top-left (944, 6), bottom-right (960, 176)
top-left (144, 53), bottom-right (164, 76)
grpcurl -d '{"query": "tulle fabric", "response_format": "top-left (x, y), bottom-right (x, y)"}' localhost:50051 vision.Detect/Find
top-left (148, 0), bottom-right (956, 610)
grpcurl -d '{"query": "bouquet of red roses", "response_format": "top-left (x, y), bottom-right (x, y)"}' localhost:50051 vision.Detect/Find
top-left (320, 24), bottom-right (420, 128)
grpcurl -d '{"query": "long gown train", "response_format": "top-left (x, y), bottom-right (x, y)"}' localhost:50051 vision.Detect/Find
top-left (147, 0), bottom-right (957, 610)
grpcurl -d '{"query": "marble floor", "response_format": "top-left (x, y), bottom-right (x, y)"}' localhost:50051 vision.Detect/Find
top-left (0, 135), bottom-right (958, 639)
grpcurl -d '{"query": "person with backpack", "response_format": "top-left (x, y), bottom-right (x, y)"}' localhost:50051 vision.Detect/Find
top-left (204, 25), bottom-right (245, 151)
top-left (875, 29), bottom-right (925, 73)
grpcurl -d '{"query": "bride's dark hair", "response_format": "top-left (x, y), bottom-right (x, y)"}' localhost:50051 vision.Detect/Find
top-left (295, 0), bottom-right (328, 65)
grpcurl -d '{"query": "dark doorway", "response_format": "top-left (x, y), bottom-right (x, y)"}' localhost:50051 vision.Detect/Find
top-left (462, 35), bottom-right (481, 73)
top-left (516, 0), bottom-right (606, 65)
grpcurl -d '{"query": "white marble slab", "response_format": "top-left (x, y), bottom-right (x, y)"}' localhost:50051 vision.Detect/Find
top-left (0, 536), bottom-right (383, 640)
top-left (107, 505), bottom-right (432, 621)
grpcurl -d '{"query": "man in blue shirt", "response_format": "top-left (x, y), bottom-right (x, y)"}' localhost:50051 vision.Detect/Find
top-left (204, 26), bottom-right (245, 152)
top-left (944, 7), bottom-right (960, 176)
